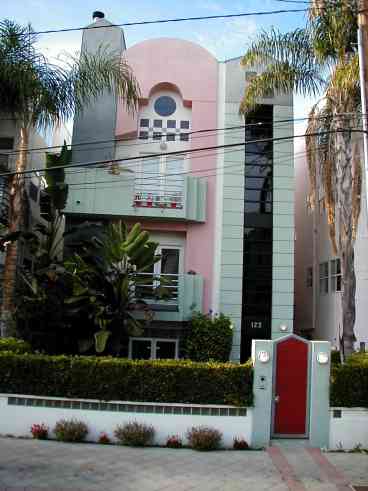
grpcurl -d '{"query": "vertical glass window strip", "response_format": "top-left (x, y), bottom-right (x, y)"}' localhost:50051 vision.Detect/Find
top-left (165, 156), bottom-right (184, 207)
top-left (241, 105), bottom-right (273, 362)
top-left (306, 267), bottom-right (313, 287)
top-left (330, 258), bottom-right (342, 292)
top-left (319, 262), bottom-right (329, 294)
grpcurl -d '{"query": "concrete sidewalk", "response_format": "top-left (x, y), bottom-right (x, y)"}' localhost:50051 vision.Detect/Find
top-left (0, 437), bottom-right (366, 490)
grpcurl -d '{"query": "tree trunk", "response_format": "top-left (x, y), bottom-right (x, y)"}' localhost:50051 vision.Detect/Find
top-left (1, 126), bottom-right (29, 336)
top-left (334, 117), bottom-right (356, 356)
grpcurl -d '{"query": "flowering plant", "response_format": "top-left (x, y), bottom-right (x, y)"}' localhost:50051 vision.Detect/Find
top-left (98, 432), bottom-right (111, 444)
top-left (166, 435), bottom-right (183, 448)
top-left (30, 423), bottom-right (48, 440)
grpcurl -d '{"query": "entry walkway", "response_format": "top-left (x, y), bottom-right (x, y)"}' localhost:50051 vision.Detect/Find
top-left (0, 437), bottom-right (366, 490)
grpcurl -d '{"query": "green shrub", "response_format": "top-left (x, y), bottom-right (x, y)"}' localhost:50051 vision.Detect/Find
top-left (330, 362), bottom-right (368, 407)
top-left (331, 350), bottom-right (341, 365)
top-left (0, 338), bottom-right (32, 354)
top-left (184, 312), bottom-right (233, 362)
top-left (114, 422), bottom-right (154, 446)
top-left (186, 426), bottom-right (222, 451)
top-left (0, 353), bottom-right (253, 406)
top-left (53, 419), bottom-right (89, 442)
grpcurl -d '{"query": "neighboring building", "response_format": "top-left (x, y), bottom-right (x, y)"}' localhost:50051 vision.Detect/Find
top-left (295, 138), bottom-right (368, 350)
top-left (0, 115), bottom-right (70, 276)
top-left (65, 11), bottom-right (294, 362)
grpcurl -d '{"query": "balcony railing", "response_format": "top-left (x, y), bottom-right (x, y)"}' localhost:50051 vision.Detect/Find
top-left (131, 272), bottom-right (204, 322)
top-left (133, 191), bottom-right (183, 210)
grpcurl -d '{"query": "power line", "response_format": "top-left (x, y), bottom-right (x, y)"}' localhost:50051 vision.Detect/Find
top-left (30, 9), bottom-right (308, 36)
top-left (2, 128), bottom-right (362, 180)
top-left (1, 112), bottom-right (363, 157)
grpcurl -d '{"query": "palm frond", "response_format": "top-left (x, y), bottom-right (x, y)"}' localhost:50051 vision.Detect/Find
top-left (240, 61), bottom-right (324, 114)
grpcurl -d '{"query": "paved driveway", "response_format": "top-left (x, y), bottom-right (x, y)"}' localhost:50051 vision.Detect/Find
top-left (0, 437), bottom-right (366, 491)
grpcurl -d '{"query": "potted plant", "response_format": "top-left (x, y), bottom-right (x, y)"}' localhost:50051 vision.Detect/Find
top-left (134, 193), bottom-right (142, 207)
top-left (146, 193), bottom-right (153, 207)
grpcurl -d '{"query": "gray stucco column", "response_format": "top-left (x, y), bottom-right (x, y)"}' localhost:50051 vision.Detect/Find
top-left (251, 339), bottom-right (274, 448)
top-left (309, 340), bottom-right (331, 448)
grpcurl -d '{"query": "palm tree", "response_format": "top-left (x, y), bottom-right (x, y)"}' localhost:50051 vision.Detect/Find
top-left (0, 20), bottom-right (140, 334)
top-left (239, 0), bottom-right (361, 355)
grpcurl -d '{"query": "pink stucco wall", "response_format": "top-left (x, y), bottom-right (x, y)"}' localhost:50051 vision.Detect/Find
top-left (116, 38), bottom-right (218, 313)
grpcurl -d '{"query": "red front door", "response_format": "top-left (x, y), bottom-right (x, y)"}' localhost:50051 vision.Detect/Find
top-left (273, 337), bottom-right (309, 436)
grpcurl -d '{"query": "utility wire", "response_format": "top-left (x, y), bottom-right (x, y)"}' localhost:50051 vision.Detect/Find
top-left (2, 128), bottom-right (362, 179)
top-left (1, 112), bottom-right (362, 157)
top-left (29, 9), bottom-right (308, 36)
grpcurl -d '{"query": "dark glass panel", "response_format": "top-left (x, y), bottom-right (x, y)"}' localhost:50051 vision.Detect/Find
top-left (131, 340), bottom-right (151, 360)
top-left (167, 120), bottom-right (176, 128)
top-left (180, 121), bottom-right (190, 129)
top-left (153, 119), bottom-right (162, 128)
top-left (156, 340), bottom-right (176, 359)
top-left (140, 118), bottom-right (149, 127)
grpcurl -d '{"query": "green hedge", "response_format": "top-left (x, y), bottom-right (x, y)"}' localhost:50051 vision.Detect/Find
top-left (0, 353), bottom-right (253, 406)
top-left (0, 337), bottom-right (32, 354)
top-left (330, 360), bottom-right (368, 407)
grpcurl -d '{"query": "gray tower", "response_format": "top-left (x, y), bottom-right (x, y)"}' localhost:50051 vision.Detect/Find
top-left (71, 11), bottom-right (126, 166)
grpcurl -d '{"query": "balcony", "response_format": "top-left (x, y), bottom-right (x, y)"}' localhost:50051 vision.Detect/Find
top-left (64, 167), bottom-right (206, 223)
top-left (131, 272), bottom-right (204, 322)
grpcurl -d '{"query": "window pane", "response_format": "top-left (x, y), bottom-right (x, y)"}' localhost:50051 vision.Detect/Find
top-left (156, 340), bottom-right (176, 359)
top-left (140, 118), bottom-right (149, 127)
top-left (180, 121), bottom-right (190, 129)
top-left (154, 96), bottom-right (177, 117)
top-left (167, 133), bottom-right (176, 142)
top-left (153, 119), bottom-right (162, 128)
top-left (139, 131), bottom-right (149, 140)
top-left (167, 120), bottom-right (176, 128)
top-left (165, 156), bottom-right (184, 198)
top-left (153, 132), bottom-right (162, 140)
top-left (131, 340), bottom-right (151, 359)
top-left (180, 133), bottom-right (189, 141)
top-left (161, 249), bottom-right (179, 275)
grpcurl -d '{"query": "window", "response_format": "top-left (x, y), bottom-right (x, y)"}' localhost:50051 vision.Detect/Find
top-left (140, 118), bottom-right (149, 127)
top-left (129, 338), bottom-right (178, 360)
top-left (180, 120), bottom-right (190, 129)
top-left (139, 131), bottom-right (149, 140)
top-left (0, 138), bottom-right (14, 150)
top-left (153, 132), bottom-right (162, 141)
top-left (180, 133), bottom-right (189, 142)
top-left (167, 120), bottom-right (176, 129)
top-left (167, 133), bottom-right (176, 142)
top-left (153, 119), bottom-right (162, 128)
top-left (319, 262), bottom-right (329, 294)
top-left (135, 246), bottom-right (181, 303)
top-left (306, 267), bottom-right (313, 287)
top-left (154, 96), bottom-right (176, 117)
top-left (331, 258), bottom-right (341, 292)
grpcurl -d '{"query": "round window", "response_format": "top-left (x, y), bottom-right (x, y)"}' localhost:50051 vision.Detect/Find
top-left (154, 96), bottom-right (176, 117)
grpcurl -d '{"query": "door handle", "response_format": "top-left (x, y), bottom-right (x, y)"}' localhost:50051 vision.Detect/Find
top-left (275, 395), bottom-right (280, 403)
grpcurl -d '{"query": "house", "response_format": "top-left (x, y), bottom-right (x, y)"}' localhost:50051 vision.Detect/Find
top-left (295, 138), bottom-right (368, 350)
top-left (65, 11), bottom-right (294, 362)
top-left (0, 115), bottom-right (70, 290)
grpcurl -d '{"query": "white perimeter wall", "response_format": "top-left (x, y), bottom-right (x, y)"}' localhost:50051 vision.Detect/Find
top-left (329, 408), bottom-right (368, 450)
top-left (0, 395), bottom-right (252, 449)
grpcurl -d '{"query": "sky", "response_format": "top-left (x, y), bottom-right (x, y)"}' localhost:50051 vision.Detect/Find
top-left (2, 0), bottom-right (314, 133)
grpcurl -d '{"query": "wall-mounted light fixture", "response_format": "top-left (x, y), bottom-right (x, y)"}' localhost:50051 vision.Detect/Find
top-left (316, 352), bottom-right (329, 364)
top-left (257, 350), bottom-right (270, 363)
top-left (279, 323), bottom-right (288, 332)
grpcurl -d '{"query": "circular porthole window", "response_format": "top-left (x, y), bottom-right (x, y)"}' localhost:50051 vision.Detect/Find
top-left (154, 96), bottom-right (176, 117)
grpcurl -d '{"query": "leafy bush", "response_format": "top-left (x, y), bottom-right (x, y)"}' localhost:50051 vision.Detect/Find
top-left (53, 419), bottom-right (89, 442)
top-left (0, 338), bottom-right (31, 354)
top-left (186, 426), bottom-right (222, 451)
top-left (233, 437), bottom-right (249, 450)
top-left (114, 422), bottom-right (155, 446)
top-left (166, 435), bottom-right (183, 448)
top-left (331, 350), bottom-right (341, 365)
top-left (30, 423), bottom-right (48, 440)
top-left (0, 353), bottom-right (253, 406)
top-left (184, 312), bottom-right (233, 362)
top-left (330, 361), bottom-right (368, 407)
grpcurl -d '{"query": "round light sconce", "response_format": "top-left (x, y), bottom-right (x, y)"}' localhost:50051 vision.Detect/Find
top-left (257, 350), bottom-right (270, 363)
top-left (279, 323), bottom-right (288, 332)
top-left (317, 352), bottom-right (329, 364)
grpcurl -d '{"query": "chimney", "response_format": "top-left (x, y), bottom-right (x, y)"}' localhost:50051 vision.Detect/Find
top-left (92, 11), bottom-right (105, 21)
